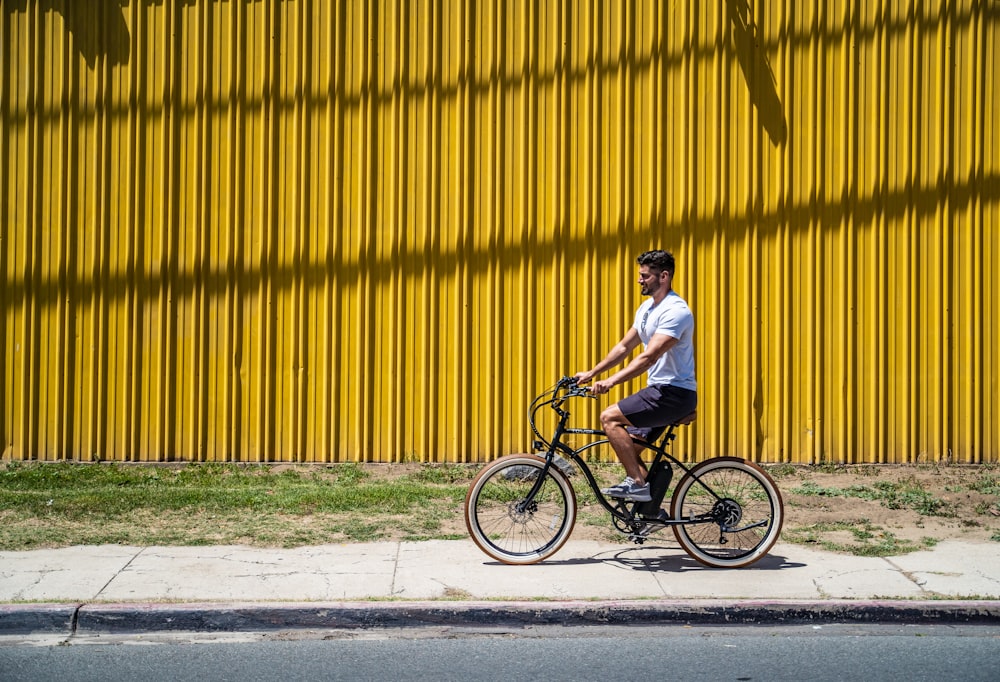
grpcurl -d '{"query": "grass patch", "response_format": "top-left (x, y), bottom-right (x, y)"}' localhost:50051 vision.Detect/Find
top-left (0, 462), bottom-right (470, 550)
top-left (783, 520), bottom-right (938, 557)
top-left (790, 478), bottom-right (956, 517)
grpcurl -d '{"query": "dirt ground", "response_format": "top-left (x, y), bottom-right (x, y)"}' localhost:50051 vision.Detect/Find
top-left (757, 464), bottom-right (1000, 553)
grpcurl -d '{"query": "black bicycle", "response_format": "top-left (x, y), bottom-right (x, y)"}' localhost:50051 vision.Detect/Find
top-left (464, 377), bottom-right (784, 567)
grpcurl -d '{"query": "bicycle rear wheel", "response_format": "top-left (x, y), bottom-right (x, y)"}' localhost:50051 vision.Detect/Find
top-left (670, 457), bottom-right (783, 568)
top-left (465, 454), bottom-right (577, 565)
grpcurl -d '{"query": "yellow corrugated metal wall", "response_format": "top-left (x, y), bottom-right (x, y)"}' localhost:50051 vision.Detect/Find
top-left (1, 0), bottom-right (997, 464)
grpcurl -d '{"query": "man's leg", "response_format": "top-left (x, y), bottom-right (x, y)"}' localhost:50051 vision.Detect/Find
top-left (599, 404), bottom-right (648, 485)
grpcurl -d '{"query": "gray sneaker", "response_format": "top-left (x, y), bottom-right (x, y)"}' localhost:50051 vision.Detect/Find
top-left (601, 476), bottom-right (652, 502)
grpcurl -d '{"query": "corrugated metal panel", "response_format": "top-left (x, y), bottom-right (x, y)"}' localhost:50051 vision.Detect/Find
top-left (1, 0), bottom-right (997, 464)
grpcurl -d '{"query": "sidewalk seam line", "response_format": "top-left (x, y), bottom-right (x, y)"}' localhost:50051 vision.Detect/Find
top-left (390, 542), bottom-right (401, 597)
top-left (94, 548), bottom-right (148, 600)
top-left (884, 557), bottom-right (927, 595)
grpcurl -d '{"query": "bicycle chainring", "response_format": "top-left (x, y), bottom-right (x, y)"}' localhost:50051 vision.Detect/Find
top-left (610, 503), bottom-right (646, 536)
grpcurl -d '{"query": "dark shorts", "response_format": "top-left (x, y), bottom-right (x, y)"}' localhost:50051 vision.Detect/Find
top-left (619, 384), bottom-right (697, 444)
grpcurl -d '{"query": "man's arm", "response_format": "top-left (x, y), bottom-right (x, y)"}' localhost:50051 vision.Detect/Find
top-left (574, 328), bottom-right (641, 386)
top-left (588, 332), bottom-right (678, 395)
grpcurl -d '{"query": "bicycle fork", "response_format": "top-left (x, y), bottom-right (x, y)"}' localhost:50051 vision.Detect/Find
top-left (515, 412), bottom-right (572, 514)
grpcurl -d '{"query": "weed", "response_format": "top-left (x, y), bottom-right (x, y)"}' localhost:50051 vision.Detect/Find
top-left (765, 464), bottom-right (799, 478)
top-left (402, 464), bottom-right (476, 485)
top-left (815, 459), bottom-right (848, 474)
top-left (976, 502), bottom-right (1000, 517)
top-left (330, 462), bottom-right (369, 485)
top-left (967, 473), bottom-right (1000, 496)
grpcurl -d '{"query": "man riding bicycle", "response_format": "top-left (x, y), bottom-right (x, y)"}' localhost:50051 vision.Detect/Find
top-left (574, 249), bottom-right (697, 502)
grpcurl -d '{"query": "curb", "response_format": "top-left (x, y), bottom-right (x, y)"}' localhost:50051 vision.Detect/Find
top-left (3, 600), bottom-right (999, 635)
top-left (0, 604), bottom-right (80, 635)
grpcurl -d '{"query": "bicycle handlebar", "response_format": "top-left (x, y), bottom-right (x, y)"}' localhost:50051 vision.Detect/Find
top-left (555, 376), bottom-right (597, 401)
top-left (528, 376), bottom-right (598, 444)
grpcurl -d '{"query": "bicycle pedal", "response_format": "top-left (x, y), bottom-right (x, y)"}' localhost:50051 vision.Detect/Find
top-left (630, 523), bottom-right (657, 541)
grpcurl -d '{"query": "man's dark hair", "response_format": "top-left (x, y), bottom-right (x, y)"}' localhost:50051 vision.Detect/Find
top-left (637, 250), bottom-right (675, 275)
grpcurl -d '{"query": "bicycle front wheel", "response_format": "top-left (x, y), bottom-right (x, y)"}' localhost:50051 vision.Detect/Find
top-left (464, 454), bottom-right (577, 565)
top-left (670, 457), bottom-right (784, 568)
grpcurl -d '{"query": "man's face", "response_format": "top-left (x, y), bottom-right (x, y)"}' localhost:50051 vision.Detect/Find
top-left (638, 266), bottom-right (670, 296)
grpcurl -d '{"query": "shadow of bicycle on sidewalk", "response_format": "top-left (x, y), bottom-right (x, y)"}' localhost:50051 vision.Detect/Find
top-left (532, 545), bottom-right (806, 573)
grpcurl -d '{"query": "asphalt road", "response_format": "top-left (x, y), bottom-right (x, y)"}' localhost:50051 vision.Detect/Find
top-left (2, 624), bottom-right (999, 681)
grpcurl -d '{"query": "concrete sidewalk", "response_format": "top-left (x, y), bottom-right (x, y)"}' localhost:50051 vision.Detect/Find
top-left (2, 539), bottom-right (999, 634)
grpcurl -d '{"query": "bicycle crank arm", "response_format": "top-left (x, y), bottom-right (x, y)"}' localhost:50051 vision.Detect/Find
top-left (668, 514), bottom-right (717, 526)
top-left (721, 519), bottom-right (770, 533)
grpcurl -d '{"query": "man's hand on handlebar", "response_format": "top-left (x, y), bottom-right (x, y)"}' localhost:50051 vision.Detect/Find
top-left (571, 372), bottom-right (612, 396)
top-left (588, 379), bottom-right (614, 395)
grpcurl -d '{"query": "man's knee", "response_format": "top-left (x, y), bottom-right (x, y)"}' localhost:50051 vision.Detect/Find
top-left (600, 406), bottom-right (627, 430)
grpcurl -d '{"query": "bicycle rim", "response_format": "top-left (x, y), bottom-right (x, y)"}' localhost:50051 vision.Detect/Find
top-left (464, 454), bottom-right (577, 565)
top-left (670, 457), bottom-right (784, 568)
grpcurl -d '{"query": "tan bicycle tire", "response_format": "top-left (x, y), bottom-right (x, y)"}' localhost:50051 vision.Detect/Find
top-left (670, 457), bottom-right (784, 568)
top-left (465, 454), bottom-right (577, 565)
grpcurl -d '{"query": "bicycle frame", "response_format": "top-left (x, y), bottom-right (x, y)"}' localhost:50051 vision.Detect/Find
top-left (521, 378), bottom-right (700, 527)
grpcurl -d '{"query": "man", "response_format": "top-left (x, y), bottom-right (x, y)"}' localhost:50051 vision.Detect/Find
top-left (574, 250), bottom-right (697, 502)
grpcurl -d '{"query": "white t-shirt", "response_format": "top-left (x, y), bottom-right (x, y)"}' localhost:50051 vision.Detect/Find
top-left (632, 291), bottom-right (696, 391)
